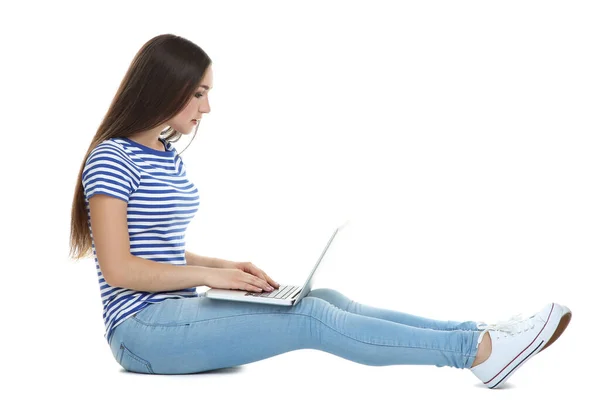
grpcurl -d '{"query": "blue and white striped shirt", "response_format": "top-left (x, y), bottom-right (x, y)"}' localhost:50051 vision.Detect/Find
top-left (82, 136), bottom-right (201, 345)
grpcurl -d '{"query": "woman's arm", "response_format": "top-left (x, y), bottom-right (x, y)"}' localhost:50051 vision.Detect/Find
top-left (109, 255), bottom-right (213, 292)
top-left (184, 250), bottom-right (229, 269)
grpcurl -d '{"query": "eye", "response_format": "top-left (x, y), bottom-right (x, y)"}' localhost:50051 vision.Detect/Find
top-left (194, 91), bottom-right (205, 98)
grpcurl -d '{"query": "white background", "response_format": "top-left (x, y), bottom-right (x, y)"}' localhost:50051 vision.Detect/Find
top-left (3, 0), bottom-right (598, 397)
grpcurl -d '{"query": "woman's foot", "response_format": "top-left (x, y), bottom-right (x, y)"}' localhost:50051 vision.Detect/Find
top-left (475, 304), bottom-right (572, 357)
top-left (471, 331), bottom-right (491, 367)
top-left (469, 303), bottom-right (568, 389)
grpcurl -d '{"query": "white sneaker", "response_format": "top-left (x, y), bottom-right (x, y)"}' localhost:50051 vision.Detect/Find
top-left (470, 303), bottom-right (564, 389)
top-left (476, 304), bottom-right (572, 354)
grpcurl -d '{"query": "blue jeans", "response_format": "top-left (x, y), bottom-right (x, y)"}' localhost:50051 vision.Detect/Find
top-left (108, 288), bottom-right (481, 374)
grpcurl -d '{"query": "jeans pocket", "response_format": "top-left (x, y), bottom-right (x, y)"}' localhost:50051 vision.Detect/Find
top-left (117, 342), bottom-right (155, 374)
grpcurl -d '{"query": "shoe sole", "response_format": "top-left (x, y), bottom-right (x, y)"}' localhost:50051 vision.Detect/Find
top-left (538, 307), bottom-right (571, 354)
top-left (486, 303), bottom-right (562, 389)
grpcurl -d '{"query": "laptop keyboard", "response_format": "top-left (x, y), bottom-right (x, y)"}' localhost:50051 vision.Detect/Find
top-left (245, 285), bottom-right (299, 299)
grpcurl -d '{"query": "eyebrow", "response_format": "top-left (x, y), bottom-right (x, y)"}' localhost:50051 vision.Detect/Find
top-left (199, 85), bottom-right (212, 90)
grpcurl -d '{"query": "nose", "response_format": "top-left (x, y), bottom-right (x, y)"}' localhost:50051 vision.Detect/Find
top-left (198, 99), bottom-right (210, 113)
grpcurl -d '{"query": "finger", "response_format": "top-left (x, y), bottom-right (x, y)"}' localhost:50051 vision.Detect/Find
top-left (244, 272), bottom-right (272, 291)
top-left (249, 264), bottom-right (266, 280)
top-left (257, 278), bottom-right (273, 291)
top-left (252, 275), bottom-right (273, 291)
top-left (244, 283), bottom-right (263, 293)
top-left (259, 272), bottom-right (269, 284)
top-left (254, 271), bottom-right (275, 289)
top-left (254, 267), bottom-right (278, 288)
top-left (250, 264), bottom-right (277, 287)
top-left (261, 271), bottom-right (279, 288)
top-left (237, 271), bottom-right (263, 292)
top-left (261, 273), bottom-right (278, 288)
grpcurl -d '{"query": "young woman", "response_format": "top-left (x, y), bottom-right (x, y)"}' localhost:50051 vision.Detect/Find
top-left (69, 33), bottom-right (572, 388)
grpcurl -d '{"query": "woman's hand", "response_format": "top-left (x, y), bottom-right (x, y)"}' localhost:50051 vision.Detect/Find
top-left (221, 260), bottom-right (280, 290)
top-left (203, 267), bottom-right (275, 293)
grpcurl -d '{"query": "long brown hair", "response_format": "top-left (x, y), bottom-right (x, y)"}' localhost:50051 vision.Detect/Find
top-left (69, 33), bottom-right (212, 261)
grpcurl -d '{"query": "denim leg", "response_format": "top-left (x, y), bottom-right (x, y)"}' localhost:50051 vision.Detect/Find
top-left (109, 293), bottom-right (480, 375)
top-left (306, 288), bottom-right (480, 331)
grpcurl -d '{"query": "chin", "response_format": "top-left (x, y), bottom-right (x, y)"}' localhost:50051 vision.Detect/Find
top-left (177, 126), bottom-right (194, 135)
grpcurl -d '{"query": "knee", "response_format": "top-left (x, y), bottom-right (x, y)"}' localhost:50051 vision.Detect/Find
top-left (308, 287), bottom-right (346, 300)
top-left (308, 287), bottom-right (337, 296)
top-left (307, 288), bottom-right (353, 310)
top-left (295, 296), bottom-right (332, 315)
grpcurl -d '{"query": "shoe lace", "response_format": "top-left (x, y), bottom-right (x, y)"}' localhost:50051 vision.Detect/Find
top-left (476, 313), bottom-right (539, 344)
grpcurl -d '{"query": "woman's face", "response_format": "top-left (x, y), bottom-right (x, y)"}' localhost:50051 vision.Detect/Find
top-left (170, 64), bottom-right (213, 134)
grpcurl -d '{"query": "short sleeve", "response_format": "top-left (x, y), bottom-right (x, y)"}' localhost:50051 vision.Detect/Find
top-left (82, 143), bottom-right (140, 203)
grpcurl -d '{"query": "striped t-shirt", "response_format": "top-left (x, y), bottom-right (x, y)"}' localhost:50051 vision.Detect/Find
top-left (82, 136), bottom-right (201, 345)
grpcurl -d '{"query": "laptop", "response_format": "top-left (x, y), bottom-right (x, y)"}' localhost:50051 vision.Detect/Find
top-left (204, 219), bottom-right (350, 306)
